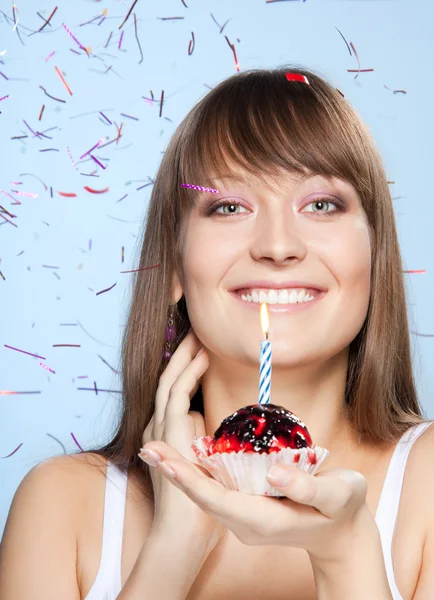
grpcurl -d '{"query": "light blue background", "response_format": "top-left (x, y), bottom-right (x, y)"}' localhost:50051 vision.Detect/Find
top-left (1, 0), bottom-right (433, 536)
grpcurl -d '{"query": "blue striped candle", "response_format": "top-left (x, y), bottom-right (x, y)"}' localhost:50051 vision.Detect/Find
top-left (259, 303), bottom-right (272, 405)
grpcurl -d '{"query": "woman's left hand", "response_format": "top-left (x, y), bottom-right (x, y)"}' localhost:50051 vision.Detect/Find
top-left (140, 440), bottom-right (375, 563)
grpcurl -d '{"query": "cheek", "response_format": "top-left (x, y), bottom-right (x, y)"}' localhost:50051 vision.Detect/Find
top-left (181, 225), bottom-right (240, 294)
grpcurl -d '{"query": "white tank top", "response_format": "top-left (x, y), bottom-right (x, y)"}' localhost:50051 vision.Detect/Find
top-left (83, 421), bottom-right (433, 600)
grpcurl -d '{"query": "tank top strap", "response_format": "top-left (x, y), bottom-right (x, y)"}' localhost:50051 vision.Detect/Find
top-left (375, 421), bottom-right (434, 599)
top-left (100, 461), bottom-right (128, 594)
top-left (83, 460), bottom-right (128, 600)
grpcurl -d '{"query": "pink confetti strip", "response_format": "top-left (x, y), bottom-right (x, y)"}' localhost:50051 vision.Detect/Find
top-left (39, 362), bottom-right (55, 374)
top-left (67, 146), bottom-right (78, 170)
top-left (118, 30), bottom-right (124, 49)
top-left (11, 190), bottom-right (38, 198)
top-left (62, 23), bottom-right (86, 51)
top-left (45, 51), bottom-right (55, 62)
top-left (0, 95), bottom-right (9, 101)
top-left (180, 183), bottom-right (219, 194)
top-left (4, 344), bottom-right (46, 360)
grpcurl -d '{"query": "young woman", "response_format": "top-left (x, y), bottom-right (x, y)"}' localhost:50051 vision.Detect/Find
top-left (1, 66), bottom-right (434, 600)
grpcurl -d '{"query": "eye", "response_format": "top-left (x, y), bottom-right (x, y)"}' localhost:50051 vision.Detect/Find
top-left (303, 197), bottom-right (343, 217)
top-left (206, 199), bottom-right (249, 216)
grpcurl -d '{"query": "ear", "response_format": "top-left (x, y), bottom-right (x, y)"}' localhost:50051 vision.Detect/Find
top-left (171, 270), bottom-right (183, 303)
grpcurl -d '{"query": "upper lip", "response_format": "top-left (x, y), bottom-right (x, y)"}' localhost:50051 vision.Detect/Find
top-left (230, 281), bottom-right (327, 293)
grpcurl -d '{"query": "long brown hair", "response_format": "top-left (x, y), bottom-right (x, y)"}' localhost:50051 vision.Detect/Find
top-left (76, 65), bottom-right (428, 499)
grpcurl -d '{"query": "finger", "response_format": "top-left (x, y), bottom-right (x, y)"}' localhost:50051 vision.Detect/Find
top-left (157, 455), bottom-right (284, 531)
top-left (267, 465), bottom-right (367, 518)
top-left (154, 330), bottom-right (203, 427)
top-left (164, 349), bottom-right (208, 425)
top-left (139, 441), bottom-right (211, 478)
top-left (142, 413), bottom-right (155, 445)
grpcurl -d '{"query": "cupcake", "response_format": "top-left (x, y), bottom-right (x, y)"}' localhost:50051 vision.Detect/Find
top-left (191, 403), bottom-right (329, 497)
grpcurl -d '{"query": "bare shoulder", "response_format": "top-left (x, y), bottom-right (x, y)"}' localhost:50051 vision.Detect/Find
top-left (0, 452), bottom-right (106, 600)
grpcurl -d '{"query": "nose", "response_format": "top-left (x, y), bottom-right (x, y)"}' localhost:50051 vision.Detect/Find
top-left (250, 206), bottom-right (307, 265)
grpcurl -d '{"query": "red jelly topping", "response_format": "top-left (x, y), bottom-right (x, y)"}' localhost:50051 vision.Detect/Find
top-left (208, 403), bottom-right (313, 455)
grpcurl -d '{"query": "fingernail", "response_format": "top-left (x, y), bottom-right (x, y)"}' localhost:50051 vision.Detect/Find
top-left (267, 465), bottom-right (292, 487)
top-left (139, 448), bottom-right (162, 467)
top-left (159, 461), bottom-right (177, 478)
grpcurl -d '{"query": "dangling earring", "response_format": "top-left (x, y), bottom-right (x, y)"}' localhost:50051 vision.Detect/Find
top-left (162, 303), bottom-right (176, 362)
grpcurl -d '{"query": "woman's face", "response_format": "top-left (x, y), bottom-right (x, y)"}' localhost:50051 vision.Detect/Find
top-left (177, 168), bottom-right (372, 368)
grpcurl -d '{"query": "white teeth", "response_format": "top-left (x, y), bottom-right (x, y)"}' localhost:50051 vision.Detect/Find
top-left (240, 289), bottom-right (317, 304)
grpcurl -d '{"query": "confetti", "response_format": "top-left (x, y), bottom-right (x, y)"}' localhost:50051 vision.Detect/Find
top-left (188, 31), bottom-right (195, 55)
top-left (79, 138), bottom-right (105, 160)
top-left (225, 35), bottom-right (240, 72)
top-left (39, 85), bottom-right (66, 103)
top-left (90, 154), bottom-right (106, 169)
top-left (286, 72), bottom-right (310, 84)
top-left (96, 282), bottom-right (117, 296)
top-left (133, 13), bottom-right (143, 63)
top-left (38, 104), bottom-right (45, 120)
top-left (83, 186), bottom-right (109, 194)
top-left (70, 432), bottom-right (84, 452)
top-left (46, 433), bottom-right (67, 454)
top-left (67, 146), bottom-right (78, 170)
top-left (119, 0), bottom-right (138, 30)
top-left (100, 111), bottom-right (112, 124)
top-left (4, 344), bottom-right (46, 360)
top-left (62, 22), bottom-right (87, 52)
top-left (1, 443), bottom-right (24, 459)
top-left (52, 344), bottom-right (81, 348)
top-left (120, 263), bottom-right (161, 274)
top-left (159, 90), bottom-right (164, 117)
top-left (180, 183), bottom-right (219, 194)
top-left (34, 6), bottom-right (58, 34)
top-left (98, 354), bottom-right (120, 374)
top-left (54, 66), bottom-right (73, 96)
top-left (57, 190), bottom-right (77, 197)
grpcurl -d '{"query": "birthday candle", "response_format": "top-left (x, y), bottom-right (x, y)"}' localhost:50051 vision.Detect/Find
top-left (258, 302), bottom-right (272, 405)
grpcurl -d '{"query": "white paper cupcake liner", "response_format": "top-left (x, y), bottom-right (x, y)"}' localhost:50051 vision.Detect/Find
top-left (191, 436), bottom-right (329, 497)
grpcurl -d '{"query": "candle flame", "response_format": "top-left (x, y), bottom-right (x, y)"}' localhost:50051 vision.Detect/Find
top-left (260, 302), bottom-right (269, 339)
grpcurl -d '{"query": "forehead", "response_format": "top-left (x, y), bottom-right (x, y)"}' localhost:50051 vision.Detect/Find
top-left (212, 169), bottom-right (354, 194)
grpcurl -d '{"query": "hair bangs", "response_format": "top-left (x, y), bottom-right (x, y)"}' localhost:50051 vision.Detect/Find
top-left (177, 67), bottom-right (374, 203)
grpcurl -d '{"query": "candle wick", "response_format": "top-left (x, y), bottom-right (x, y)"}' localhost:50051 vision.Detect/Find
top-left (265, 331), bottom-right (269, 341)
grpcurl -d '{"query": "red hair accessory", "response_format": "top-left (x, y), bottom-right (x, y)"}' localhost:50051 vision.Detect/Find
top-left (286, 73), bottom-right (310, 84)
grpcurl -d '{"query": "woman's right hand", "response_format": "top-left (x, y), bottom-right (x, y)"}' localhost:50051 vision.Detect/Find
top-left (139, 330), bottom-right (227, 554)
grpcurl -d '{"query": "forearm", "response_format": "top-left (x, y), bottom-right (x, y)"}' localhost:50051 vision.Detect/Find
top-left (309, 511), bottom-right (393, 600)
top-left (116, 527), bottom-right (211, 600)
